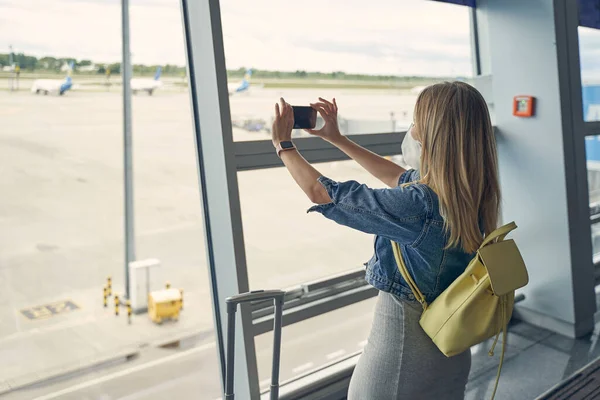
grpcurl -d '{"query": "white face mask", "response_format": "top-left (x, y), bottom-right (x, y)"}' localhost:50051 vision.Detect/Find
top-left (401, 124), bottom-right (422, 170)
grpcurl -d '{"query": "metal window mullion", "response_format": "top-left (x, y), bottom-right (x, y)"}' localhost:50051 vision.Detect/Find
top-left (180, 0), bottom-right (258, 398)
top-left (469, 6), bottom-right (481, 76)
top-left (583, 122), bottom-right (600, 137)
top-left (235, 132), bottom-right (404, 171)
top-left (555, 0), bottom-right (597, 335)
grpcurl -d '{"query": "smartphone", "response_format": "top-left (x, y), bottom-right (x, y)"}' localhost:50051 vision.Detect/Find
top-left (292, 106), bottom-right (317, 129)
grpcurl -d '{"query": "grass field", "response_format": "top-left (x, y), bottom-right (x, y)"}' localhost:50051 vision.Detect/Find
top-left (0, 71), bottom-right (458, 90)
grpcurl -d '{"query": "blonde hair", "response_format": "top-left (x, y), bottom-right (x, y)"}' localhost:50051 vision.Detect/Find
top-left (413, 81), bottom-right (500, 253)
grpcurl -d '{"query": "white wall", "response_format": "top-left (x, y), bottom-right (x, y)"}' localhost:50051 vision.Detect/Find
top-left (476, 0), bottom-right (596, 337)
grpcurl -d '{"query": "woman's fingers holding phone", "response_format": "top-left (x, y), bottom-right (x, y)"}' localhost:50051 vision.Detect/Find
top-left (272, 98), bottom-right (294, 146)
top-left (274, 102), bottom-right (280, 118)
top-left (311, 103), bottom-right (330, 119)
top-left (312, 102), bottom-right (339, 122)
top-left (318, 97), bottom-right (337, 115)
top-left (280, 98), bottom-right (294, 123)
top-left (304, 104), bottom-right (326, 136)
top-left (303, 128), bottom-right (321, 136)
top-left (312, 102), bottom-right (330, 117)
top-left (306, 99), bottom-right (342, 144)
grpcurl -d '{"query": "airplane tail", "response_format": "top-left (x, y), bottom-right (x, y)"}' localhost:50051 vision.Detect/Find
top-left (154, 66), bottom-right (162, 81)
top-left (235, 68), bottom-right (252, 93)
top-left (65, 62), bottom-right (74, 82)
top-left (242, 68), bottom-right (252, 85)
top-left (60, 62), bottom-right (74, 94)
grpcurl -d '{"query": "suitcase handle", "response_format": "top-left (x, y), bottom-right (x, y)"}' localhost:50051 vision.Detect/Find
top-left (224, 290), bottom-right (285, 400)
top-left (226, 290), bottom-right (286, 309)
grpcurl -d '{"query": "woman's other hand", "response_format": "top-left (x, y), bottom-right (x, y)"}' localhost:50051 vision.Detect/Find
top-left (307, 97), bottom-right (343, 144)
top-left (272, 97), bottom-right (294, 147)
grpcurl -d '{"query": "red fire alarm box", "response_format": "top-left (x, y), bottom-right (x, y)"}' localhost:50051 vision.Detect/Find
top-left (513, 95), bottom-right (535, 117)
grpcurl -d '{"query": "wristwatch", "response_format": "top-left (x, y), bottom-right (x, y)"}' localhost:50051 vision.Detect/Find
top-left (275, 140), bottom-right (296, 157)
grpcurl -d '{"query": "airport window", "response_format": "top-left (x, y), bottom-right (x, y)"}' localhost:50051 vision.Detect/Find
top-left (239, 160), bottom-right (396, 289)
top-left (585, 135), bottom-right (600, 292)
top-left (0, 0), bottom-right (221, 398)
top-left (255, 297), bottom-right (376, 392)
top-left (3, 0), bottom-right (476, 397)
top-left (579, 27), bottom-right (600, 122)
top-left (0, 84), bottom-right (221, 398)
top-left (221, 0), bottom-right (473, 141)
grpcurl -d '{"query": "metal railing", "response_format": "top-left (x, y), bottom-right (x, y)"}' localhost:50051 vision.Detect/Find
top-left (251, 268), bottom-right (377, 336)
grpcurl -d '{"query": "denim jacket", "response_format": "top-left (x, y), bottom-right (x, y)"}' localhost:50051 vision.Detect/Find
top-left (307, 169), bottom-right (475, 305)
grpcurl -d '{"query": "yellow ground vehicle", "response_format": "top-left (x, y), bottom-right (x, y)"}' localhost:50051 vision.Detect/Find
top-left (148, 288), bottom-right (182, 324)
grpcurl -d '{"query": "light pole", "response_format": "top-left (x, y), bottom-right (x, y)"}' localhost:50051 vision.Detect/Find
top-left (122, 0), bottom-right (135, 299)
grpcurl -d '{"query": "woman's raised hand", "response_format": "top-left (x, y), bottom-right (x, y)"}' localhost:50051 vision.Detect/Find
top-left (271, 97), bottom-right (294, 147)
top-left (307, 97), bottom-right (343, 144)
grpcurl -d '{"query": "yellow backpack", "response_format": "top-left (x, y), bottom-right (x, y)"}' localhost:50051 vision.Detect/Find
top-left (392, 221), bottom-right (528, 399)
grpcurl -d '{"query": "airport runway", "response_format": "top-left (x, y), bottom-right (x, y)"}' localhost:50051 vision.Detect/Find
top-left (0, 88), bottom-right (414, 398)
top-left (6, 300), bottom-right (376, 400)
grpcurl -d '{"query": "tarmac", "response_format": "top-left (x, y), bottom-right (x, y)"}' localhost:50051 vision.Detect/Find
top-left (0, 86), bottom-right (413, 396)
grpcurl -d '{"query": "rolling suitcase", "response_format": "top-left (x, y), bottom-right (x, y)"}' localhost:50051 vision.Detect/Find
top-left (225, 290), bottom-right (285, 400)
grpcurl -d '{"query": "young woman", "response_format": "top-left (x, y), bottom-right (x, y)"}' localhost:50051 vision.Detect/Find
top-left (271, 81), bottom-right (500, 399)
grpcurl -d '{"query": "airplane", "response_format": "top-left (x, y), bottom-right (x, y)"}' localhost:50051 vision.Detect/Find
top-left (31, 62), bottom-right (74, 96)
top-left (131, 67), bottom-right (162, 95)
top-left (228, 68), bottom-right (253, 96)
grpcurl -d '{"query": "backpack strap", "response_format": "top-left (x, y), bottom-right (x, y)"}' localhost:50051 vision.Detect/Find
top-left (487, 294), bottom-right (509, 400)
top-left (480, 222), bottom-right (518, 248)
top-left (391, 241), bottom-right (429, 309)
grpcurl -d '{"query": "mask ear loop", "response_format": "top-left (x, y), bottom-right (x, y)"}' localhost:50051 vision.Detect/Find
top-left (406, 123), bottom-right (414, 138)
top-left (413, 124), bottom-right (424, 175)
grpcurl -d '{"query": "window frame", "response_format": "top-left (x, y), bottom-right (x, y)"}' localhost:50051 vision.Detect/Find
top-left (180, 0), bottom-right (478, 397)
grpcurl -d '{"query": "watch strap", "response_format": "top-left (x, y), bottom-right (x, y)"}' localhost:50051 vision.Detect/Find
top-left (276, 141), bottom-right (296, 157)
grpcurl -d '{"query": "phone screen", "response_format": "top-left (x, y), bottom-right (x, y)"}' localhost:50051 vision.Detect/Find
top-left (292, 106), bottom-right (317, 129)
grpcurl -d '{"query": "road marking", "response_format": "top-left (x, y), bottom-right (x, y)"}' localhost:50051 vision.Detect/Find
top-left (20, 299), bottom-right (79, 320)
top-left (358, 340), bottom-right (367, 348)
top-left (326, 349), bottom-right (346, 360)
top-left (32, 341), bottom-right (216, 400)
top-left (291, 362), bottom-right (314, 374)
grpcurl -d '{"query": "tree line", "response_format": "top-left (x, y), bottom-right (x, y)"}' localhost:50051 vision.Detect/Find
top-left (0, 53), bottom-right (185, 76)
top-left (0, 53), bottom-right (447, 81)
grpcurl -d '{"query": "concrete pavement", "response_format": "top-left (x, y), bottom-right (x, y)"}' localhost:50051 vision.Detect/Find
top-left (0, 89), bottom-right (407, 396)
top-left (0, 284), bottom-right (213, 395)
top-left (4, 298), bottom-right (377, 400)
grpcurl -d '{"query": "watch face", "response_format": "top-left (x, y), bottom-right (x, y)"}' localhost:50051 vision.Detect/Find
top-left (280, 141), bottom-right (294, 149)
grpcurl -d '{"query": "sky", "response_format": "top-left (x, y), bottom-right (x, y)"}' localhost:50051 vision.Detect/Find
top-left (2, 0), bottom-right (600, 78)
top-left (0, 0), bottom-right (474, 76)
top-left (580, 27), bottom-right (600, 82)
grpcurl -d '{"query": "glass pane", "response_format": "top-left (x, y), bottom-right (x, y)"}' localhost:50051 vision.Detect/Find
top-left (586, 135), bottom-right (600, 258)
top-left (0, 0), bottom-right (219, 398)
top-left (221, 0), bottom-right (473, 141)
top-left (255, 297), bottom-right (376, 391)
top-left (579, 27), bottom-right (600, 122)
top-left (239, 160), bottom-right (394, 289)
top-left (592, 222), bottom-right (600, 257)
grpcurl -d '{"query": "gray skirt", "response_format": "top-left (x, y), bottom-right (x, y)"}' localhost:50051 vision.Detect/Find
top-left (347, 292), bottom-right (471, 400)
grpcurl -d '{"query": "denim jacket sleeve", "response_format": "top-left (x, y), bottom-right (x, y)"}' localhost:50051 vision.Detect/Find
top-left (307, 172), bottom-right (428, 245)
